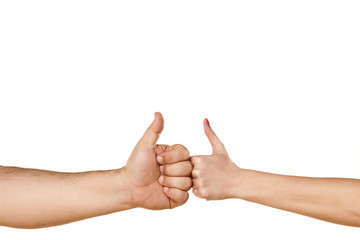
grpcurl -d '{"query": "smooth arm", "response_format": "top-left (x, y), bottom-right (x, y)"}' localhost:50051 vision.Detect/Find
top-left (236, 169), bottom-right (360, 227)
top-left (190, 118), bottom-right (360, 227)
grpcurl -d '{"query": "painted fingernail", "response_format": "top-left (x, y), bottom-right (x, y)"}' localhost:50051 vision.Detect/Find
top-left (205, 118), bottom-right (211, 128)
top-left (157, 156), bottom-right (163, 164)
top-left (158, 175), bottom-right (164, 184)
top-left (160, 165), bottom-right (164, 174)
top-left (163, 187), bottom-right (168, 191)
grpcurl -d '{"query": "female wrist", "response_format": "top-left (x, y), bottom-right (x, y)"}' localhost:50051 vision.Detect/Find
top-left (232, 168), bottom-right (255, 200)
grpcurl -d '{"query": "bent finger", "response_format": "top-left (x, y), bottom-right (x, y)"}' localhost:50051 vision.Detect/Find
top-left (157, 145), bottom-right (190, 164)
top-left (163, 187), bottom-right (189, 208)
top-left (159, 176), bottom-right (192, 191)
top-left (160, 161), bottom-right (193, 177)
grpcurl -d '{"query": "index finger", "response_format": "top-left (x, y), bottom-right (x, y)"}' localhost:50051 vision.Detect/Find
top-left (157, 144), bottom-right (190, 164)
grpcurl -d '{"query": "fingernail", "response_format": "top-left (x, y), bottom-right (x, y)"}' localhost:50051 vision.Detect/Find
top-left (163, 187), bottom-right (168, 191)
top-left (160, 165), bottom-right (164, 174)
top-left (205, 118), bottom-right (211, 128)
top-left (158, 175), bottom-right (164, 183)
top-left (157, 155), bottom-right (163, 164)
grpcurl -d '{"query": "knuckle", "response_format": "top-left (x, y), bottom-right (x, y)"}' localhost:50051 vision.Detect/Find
top-left (172, 144), bottom-right (183, 149)
top-left (191, 169), bottom-right (199, 177)
top-left (192, 188), bottom-right (200, 198)
top-left (191, 156), bottom-right (202, 165)
top-left (185, 160), bottom-right (193, 167)
top-left (185, 178), bottom-right (193, 190)
top-left (172, 144), bottom-right (187, 155)
top-left (199, 189), bottom-right (209, 199)
top-left (175, 145), bottom-right (190, 160)
top-left (185, 161), bottom-right (193, 174)
top-left (182, 147), bottom-right (190, 159)
top-left (183, 192), bottom-right (189, 202)
top-left (182, 151), bottom-right (190, 161)
top-left (172, 144), bottom-right (188, 152)
top-left (177, 193), bottom-right (187, 205)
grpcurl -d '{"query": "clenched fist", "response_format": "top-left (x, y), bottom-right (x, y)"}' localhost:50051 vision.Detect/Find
top-left (157, 144), bottom-right (193, 205)
top-left (124, 112), bottom-right (192, 209)
top-left (191, 119), bottom-right (242, 200)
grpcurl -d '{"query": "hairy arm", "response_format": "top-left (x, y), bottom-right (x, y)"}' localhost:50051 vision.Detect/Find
top-left (0, 165), bottom-right (131, 228)
top-left (0, 112), bottom-right (192, 229)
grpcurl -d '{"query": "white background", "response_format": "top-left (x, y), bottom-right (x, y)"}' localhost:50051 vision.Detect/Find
top-left (1, 0), bottom-right (360, 239)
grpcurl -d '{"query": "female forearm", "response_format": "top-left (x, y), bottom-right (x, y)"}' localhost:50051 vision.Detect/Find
top-left (191, 119), bottom-right (360, 227)
top-left (0, 166), bottom-right (132, 228)
top-left (237, 169), bottom-right (360, 227)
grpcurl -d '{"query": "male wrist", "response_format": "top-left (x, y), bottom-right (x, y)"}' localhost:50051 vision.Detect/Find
top-left (114, 167), bottom-right (136, 210)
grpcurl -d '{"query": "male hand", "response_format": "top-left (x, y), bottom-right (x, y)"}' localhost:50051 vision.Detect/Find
top-left (191, 119), bottom-right (241, 200)
top-left (124, 112), bottom-right (192, 209)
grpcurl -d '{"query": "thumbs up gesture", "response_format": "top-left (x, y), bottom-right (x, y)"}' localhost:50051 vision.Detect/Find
top-left (191, 119), bottom-right (242, 200)
top-left (124, 113), bottom-right (192, 209)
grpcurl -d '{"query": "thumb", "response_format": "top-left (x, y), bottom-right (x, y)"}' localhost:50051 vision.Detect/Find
top-left (138, 112), bottom-right (164, 147)
top-left (203, 118), bottom-right (227, 155)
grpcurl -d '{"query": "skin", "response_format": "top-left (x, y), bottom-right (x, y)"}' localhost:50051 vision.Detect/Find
top-left (0, 112), bottom-right (192, 229)
top-left (185, 118), bottom-right (360, 227)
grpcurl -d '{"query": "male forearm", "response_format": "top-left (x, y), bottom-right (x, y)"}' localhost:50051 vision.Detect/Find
top-left (237, 169), bottom-right (360, 227)
top-left (0, 166), bottom-right (132, 228)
